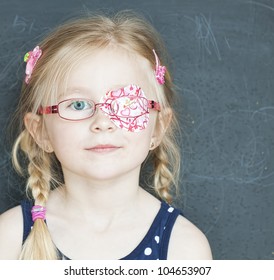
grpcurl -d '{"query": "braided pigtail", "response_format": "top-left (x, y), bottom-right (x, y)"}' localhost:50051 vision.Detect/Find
top-left (152, 118), bottom-right (181, 204)
top-left (13, 129), bottom-right (58, 259)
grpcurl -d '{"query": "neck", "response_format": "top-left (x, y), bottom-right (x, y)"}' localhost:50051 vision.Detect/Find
top-left (50, 171), bottom-right (143, 221)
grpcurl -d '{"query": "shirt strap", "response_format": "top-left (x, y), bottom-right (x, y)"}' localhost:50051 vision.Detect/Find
top-left (159, 206), bottom-right (181, 259)
top-left (20, 199), bottom-right (34, 244)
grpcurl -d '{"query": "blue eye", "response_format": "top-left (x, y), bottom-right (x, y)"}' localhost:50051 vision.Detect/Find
top-left (58, 98), bottom-right (95, 120)
top-left (70, 100), bottom-right (91, 111)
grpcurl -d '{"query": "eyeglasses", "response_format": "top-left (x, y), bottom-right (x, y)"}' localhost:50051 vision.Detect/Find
top-left (38, 84), bottom-right (161, 132)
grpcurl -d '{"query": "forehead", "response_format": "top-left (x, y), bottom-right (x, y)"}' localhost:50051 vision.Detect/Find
top-left (65, 47), bottom-right (154, 98)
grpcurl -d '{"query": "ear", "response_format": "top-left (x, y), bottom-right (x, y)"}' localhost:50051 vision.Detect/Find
top-left (150, 108), bottom-right (172, 150)
top-left (24, 113), bottom-right (54, 153)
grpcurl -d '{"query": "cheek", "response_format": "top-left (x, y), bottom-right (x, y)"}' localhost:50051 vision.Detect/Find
top-left (44, 118), bottom-right (83, 151)
top-left (127, 115), bottom-right (157, 147)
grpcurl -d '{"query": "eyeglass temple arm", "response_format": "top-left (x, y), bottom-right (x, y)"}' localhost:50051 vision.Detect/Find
top-left (37, 105), bottom-right (58, 115)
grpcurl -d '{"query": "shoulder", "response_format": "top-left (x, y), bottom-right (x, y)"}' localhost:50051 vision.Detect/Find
top-left (167, 214), bottom-right (213, 260)
top-left (0, 205), bottom-right (23, 259)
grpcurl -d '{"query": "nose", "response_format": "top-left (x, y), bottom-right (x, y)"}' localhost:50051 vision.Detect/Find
top-left (89, 106), bottom-right (116, 132)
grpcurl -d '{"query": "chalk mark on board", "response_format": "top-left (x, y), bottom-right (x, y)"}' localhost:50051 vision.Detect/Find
top-left (185, 13), bottom-right (222, 61)
top-left (251, 106), bottom-right (274, 121)
top-left (224, 36), bottom-right (231, 49)
top-left (12, 15), bottom-right (37, 34)
top-left (181, 78), bottom-right (274, 187)
top-left (246, 1), bottom-right (274, 12)
top-left (181, 102), bottom-right (274, 234)
top-left (186, 107), bottom-right (274, 184)
top-left (0, 55), bottom-right (18, 85)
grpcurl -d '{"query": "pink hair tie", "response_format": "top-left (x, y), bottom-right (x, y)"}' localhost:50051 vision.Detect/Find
top-left (153, 49), bottom-right (166, 85)
top-left (31, 205), bottom-right (46, 222)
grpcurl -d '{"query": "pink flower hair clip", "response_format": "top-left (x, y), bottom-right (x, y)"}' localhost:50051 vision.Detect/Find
top-left (24, 46), bottom-right (42, 84)
top-left (153, 49), bottom-right (166, 85)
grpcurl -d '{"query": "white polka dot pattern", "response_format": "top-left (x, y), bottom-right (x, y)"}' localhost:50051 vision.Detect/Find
top-left (154, 235), bottom-right (160, 244)
top-left (144, 247), bottom-right (152, 255)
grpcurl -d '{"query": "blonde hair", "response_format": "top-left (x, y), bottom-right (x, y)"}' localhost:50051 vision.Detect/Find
top-left (12, 10), bottom-right (181, 259)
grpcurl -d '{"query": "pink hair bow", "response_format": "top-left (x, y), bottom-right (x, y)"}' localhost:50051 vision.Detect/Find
top-left (153, 49), bottom-right (166, 85)
top-left (24, 46), bottom-right (42, 84)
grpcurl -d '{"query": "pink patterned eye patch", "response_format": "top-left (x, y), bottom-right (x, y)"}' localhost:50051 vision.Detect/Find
top-left (100, 84), bottom-right (160, 132)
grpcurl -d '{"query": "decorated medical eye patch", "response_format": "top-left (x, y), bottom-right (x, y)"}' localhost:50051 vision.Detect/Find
top-left (100, 84), bottom-right (158, 132)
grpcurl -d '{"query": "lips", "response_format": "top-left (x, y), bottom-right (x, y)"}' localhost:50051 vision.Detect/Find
top-left (87, 144), bottom-right (121, 153)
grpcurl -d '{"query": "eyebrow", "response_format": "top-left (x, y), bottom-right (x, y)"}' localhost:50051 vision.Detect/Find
top-left (59, 87), bottom-right (92, 99)
top-left (65, 86), bottom-right (91, 94)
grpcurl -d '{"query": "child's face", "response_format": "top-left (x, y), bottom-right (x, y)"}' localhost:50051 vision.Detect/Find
top-left (42, 47), bottom-right (160, 183)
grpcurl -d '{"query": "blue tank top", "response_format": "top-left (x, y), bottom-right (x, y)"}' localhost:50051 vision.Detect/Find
top-left (21, 199), bottom-right (182, 260)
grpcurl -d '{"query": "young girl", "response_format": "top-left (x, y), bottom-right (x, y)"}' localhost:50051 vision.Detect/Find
top-left (0, 11), bottom-right (212, 260)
